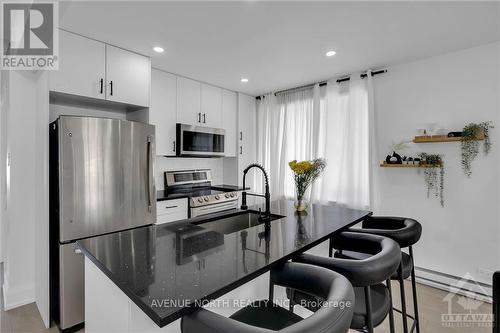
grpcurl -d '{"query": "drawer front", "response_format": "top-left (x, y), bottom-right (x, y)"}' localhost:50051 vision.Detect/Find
top-left (156, 211), bottom-right (187, 225)
top-left (156, 198), bottom-right (188, 224)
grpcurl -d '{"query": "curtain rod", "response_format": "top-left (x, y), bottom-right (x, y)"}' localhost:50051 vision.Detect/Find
top-left (255, 69), bottom-right (387, 100)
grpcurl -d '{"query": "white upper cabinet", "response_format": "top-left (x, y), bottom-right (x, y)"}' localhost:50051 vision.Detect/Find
top-left (222, 89), bottom-right (237, 157)
top-left (49, 30), bottom-right (106, 100)
top-left (150, 69), bottom-right (177, 156)
top-left (176, 77), bottom-right (201, 125)
top-left (49, 30), bottom-right (150, 108)
top-left (105, 45), bottom-right (150, 107)
top-left (201, 83), bottom-right (222, 128)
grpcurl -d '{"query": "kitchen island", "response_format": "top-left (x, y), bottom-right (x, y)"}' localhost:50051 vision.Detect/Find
top-left (77, 199), bottom-right (370, 333)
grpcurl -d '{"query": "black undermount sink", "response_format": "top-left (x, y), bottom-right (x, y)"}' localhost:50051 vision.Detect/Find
top-left (195, 210), bottom-right (285, 235)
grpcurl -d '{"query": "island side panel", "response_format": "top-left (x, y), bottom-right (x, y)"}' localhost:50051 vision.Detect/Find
top-left (84, 257), bottom-right (181, 333)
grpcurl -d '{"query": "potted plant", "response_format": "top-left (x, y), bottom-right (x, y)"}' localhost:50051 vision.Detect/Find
top-left (418, 153), bottom-right (445, 207)
top-left (288, 159), bottom-right (326, 212)
top-left (461, 121), bottom-right (494, 177)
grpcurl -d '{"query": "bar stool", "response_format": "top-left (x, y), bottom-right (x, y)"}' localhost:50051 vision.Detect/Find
top-left (346, 216), bottom-right (423, 333)
top-left (181, 262), bottom-right (355, 333)
top-left (292, 232), bottom-right (401, 333)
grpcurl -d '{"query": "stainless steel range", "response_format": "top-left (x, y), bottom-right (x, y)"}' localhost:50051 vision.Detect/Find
top-left (164, 169), bottom-right (240, 218)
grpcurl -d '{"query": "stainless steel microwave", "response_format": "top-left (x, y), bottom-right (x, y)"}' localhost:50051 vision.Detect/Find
top-left (176, 123), bottom-right (225, 157)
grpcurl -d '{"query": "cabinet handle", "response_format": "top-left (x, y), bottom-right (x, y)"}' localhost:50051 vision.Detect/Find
top-left (99, 78), bottom-right (103, 94)
top-left (240, 146), bottom-right (242, 155)
top-left (164, 205), bottom-right (178, 209)
top-left (240, 131), bottom-right (243, 141)
top-left (197, 113), bottom-right (201, 123)
top-left (203, 114), bottom-right (206, 123)
top-left (173, 141), bottom-right (176, 152)
top-left (109, 80), bottom-right (113, 96)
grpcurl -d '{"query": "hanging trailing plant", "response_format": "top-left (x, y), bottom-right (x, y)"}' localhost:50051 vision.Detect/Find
top-left (418, 153), bottom-right (445, 207)
top-left (461, 121), bottom-right (494, 177)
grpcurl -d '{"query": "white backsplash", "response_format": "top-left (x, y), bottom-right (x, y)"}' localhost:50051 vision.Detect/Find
top-left (155, 156), bottom-right (225, 190)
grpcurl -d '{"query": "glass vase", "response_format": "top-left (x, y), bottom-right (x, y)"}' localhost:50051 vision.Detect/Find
top-left (294, 198), bottom-right (308, 212)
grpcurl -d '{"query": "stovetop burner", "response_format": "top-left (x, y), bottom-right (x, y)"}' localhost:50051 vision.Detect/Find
top-left (165, 186), bottom-right (227, 198)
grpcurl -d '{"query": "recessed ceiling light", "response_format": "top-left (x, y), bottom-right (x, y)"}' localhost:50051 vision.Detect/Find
top-left (241, 78), bottom-right (249, 83)
top-left (325, 50), bottom-right (336, 57)
top-left (153, 46), bottom-right (164, 53)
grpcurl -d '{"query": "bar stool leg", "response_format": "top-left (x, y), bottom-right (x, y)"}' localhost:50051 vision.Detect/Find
top-left (386, 279), bottom-right (396, 333)
top-left (409, 246), bottom-right (420, 333)
top-left (364, 286), bottom-right (374, 333)
top-left (269, 280), bottom-right (274, 301)
top-left (398, 263), bottom-right (409, 333)
top-left (328, 237), bottom-right (333, 257)
top-left (289, 289), bottom-right (295, 312)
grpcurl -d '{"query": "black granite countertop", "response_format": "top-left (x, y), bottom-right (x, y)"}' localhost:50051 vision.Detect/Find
top-left (157, 184), bottom-right (249, 201)
top-left (77, 200), bottom-right (371, 327)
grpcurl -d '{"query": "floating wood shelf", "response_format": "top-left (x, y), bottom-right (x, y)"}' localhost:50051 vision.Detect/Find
top-left (380, 163), bottom-right (442, 168)
top-left (413, 133), bottom-right (484, 143)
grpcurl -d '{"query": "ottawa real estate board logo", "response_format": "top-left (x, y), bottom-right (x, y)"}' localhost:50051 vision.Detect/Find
top-left (1, 1), bottom-right (59, 70)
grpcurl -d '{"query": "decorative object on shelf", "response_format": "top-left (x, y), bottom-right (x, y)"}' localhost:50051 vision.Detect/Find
top-left (386, 140), bottom-right (411, 164)
top-left (289, 158), bottom-right (326, 212)
top-left (447, 131), bottom-right (463, 138)
top-left (424, 122), bottom-right (439, 135)
top-left (461, 121), bottom-right (494, 177)
top-left (385, 151), bottom-right (403, 164)
top-left (418, 153), bottom-right (445, 207)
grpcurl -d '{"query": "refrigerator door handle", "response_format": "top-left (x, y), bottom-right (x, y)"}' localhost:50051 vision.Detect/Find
top-left (147, 136), bottom-right (153, 212)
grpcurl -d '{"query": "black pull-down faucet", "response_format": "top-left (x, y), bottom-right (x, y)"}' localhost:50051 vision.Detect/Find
top-left (241, 163), bottom-right (271, 219)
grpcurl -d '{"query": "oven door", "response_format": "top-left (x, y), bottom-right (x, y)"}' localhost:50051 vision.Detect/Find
top-left (177, 124), bottom-right (225, 157)
top-left (191, 200), bottom-right (238, 218)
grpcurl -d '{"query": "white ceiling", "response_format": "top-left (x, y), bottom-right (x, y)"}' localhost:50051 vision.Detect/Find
top-left (59, 1), bottom-right (500, 96)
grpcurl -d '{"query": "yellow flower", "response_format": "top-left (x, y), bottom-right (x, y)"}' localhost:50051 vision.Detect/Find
top-left (289, 160), bottom-right (314, 174)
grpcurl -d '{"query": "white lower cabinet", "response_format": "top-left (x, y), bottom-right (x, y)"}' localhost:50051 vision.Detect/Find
top-left (156, 198), bottom-right (188, 224)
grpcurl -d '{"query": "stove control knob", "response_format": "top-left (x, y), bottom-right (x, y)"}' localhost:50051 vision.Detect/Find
top-left (204, 196), bottom-right (210, 202)
top-left (230, 192), bottom-right (235, 198)
top-left (215, 195), bottom-right (220, 200)
top-left (225, 193), bottom-right (230, 198)
top-left (197, 198), bottom-right (203, 203)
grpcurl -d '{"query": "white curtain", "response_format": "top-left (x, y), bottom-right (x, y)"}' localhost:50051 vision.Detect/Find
top-left (256, 74), bottom-right (375, 209)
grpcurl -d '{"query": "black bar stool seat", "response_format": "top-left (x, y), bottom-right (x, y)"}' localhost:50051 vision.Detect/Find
top-left (181, 262), bottom-right (355, 333)
top-left (229, 300), bottom-right (303, 330)
top-left (348, 216), bottom-right (423, 333)
top-left (293, 232), bottom-right (401, 333)
top-left (351, 284), bottom-right (391, 329)
top-left (287, 283), bottom-right (391, 330)
top-left (336, 250), bottom-right (413, 280)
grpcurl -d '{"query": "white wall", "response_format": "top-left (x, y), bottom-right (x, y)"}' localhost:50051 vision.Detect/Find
top-left (2, 71), bottom-right (41, 310)
top-left (155, 157), bottom-right (224, 191)
top-left (0, 70), bottom-right (6, 263)
top-left (35, 74), bottom-right (50, 326)
top-left (373, 42), bottom-right (500, 286)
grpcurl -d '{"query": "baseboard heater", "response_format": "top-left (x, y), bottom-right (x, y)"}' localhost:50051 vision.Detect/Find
top-left (415, 266), bottom-right (492, 303)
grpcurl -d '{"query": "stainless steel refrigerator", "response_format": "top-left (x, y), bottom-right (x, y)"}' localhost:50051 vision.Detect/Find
top-left (49, 116), bottom-right (156, 331)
